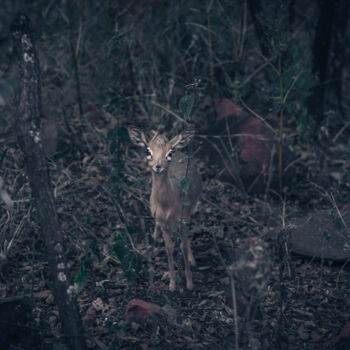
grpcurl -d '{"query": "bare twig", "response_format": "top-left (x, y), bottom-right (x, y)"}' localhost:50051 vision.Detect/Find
top-left (327, 192), bottom-right (350, 236)
top-left (67, 1), bottom-right (84, 120)
top-left (150, 100), bottom-right (189, 125)
top-left (239, 97), bottom-right (277, 135)
top-left (212, 235), bottom-right (239, 350)
top-left (333, 119), bottom-right (350, 143)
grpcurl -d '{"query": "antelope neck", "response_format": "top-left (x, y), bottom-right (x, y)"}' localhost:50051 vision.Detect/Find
top-left (151, 169), bottom-right (174, 202)
top-left (151, 168), bottom-right (169, 184)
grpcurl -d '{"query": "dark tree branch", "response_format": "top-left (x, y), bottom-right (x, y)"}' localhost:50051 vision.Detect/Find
top-left (67, 2), bottom-right (83, 120)
top-left (307, 0), bottom-right (336, 133)
top-left (329, 0), bottom-right (349, 114)
top-left (247, 0), bottom-right (271, 58)
top-left (11, 14), bottom-right (86, 350)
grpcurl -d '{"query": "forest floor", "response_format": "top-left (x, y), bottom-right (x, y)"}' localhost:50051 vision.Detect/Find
top-left (1, 127), bottom-right (350, 350)
top-left (0, 1), bottom-right (349, 349)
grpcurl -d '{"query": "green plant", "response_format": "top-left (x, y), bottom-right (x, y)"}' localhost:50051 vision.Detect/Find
top-left (112, 233), bottom-right (142, 284)
top-left (245, 2), bottom-right (314, 192)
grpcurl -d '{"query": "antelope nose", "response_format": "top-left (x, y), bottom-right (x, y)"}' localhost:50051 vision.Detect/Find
top-left (155, 165), bottom-right (161, 170)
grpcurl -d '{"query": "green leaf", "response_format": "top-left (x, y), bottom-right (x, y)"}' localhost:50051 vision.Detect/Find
top-left (112, 234), bottom-right (142, 284)
top-left (154, 121), bottom-right (166, 130)
top-left (112, 175), bottom-right (120, 186)
top-left (74, 265), bottom-right (87, 293)
top-left (290, 45), bottom-right (299, 59)
top-left (181, 177), bottom-right (190, 194)
top-left (108, 128), bottom-right (118, 153)
top-left (215, 226), bottom-right (225, 239)
top-left (334, 217), bottom-right (342, 231)
top-left (179, 93), bottom-right (194, 121)
top-left (108, 126), bottom-right (129, 154)
top-left (322, 230), bottom-right (330, 240)
top-left (117, 126), bottom-right (129, 142)
top-left (112, 234), bottom-right (128, 261)
top-left (172, 221), bottom-right (178, 231)
top-left (109, 96), bottom-right (119, 105)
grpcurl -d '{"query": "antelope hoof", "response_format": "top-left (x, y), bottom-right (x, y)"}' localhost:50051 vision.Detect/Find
top-left (169, 280), bottom-right (176, 292)
top-left (153, 229), bottom-right (160, 241)
top-left (189, 255), bottom-right (196, 267)
top-left (186, 280), bottom-right (194, 290)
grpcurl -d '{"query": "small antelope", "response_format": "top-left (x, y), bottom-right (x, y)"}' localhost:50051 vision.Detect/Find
top-left (128, 127), bottom-right (202, 291)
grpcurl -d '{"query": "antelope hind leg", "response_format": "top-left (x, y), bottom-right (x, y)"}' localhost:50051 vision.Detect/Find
top-left (180, 224), bottom-right (194, 290)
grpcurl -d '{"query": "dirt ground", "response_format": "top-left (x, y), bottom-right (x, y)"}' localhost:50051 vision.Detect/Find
top-left (1, 131), bottom-right (350, 350)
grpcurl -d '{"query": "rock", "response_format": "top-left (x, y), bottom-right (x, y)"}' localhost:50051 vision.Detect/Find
top-left (237, 117), bottom-right (275, 193)
top-left (285, 206), bottom-right (350, 260)
top-left (125, 299), bottom-right (165, 325)
top-left (201, 98), bottom-right (296, 194)
top-left (217, 98), bottom-right (246, 120)
top-left (336, 321), bottom-right (350, 344)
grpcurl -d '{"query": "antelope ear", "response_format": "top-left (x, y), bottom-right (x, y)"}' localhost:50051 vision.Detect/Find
top-left (128, 127), bottom-right (148, 147)
top-left (150, 130), bottom-right (158, 138)
top-left (169, 129), bottom-right (195, 149)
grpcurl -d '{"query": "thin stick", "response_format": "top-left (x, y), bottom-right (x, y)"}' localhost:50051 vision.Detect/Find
top-left (327, 192), bottom-right (350, 236)
top-left (333, 119), bottom-right (350, 143)
top-left (239, 97), bottom-right (277, 135)
top-left (213, 237), bottom-right (239, 350)
top-left (150, 100), bottom-right (189, 125)
top-left (67, 2), bottom-right (83, 120)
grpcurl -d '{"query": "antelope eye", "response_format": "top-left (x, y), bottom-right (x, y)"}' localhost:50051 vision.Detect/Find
top-left (165, 148), bottom-right (174, 161)
top-left (145, 148), bottom-right (153, 160)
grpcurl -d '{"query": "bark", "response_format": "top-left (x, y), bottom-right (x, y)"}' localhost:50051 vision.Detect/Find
top-left (329, 0), bottom-right (349, 114)
top-left (11, 14), bottom-right (86, 350)
top-left (247, 0), bottom-right (271, 58)
top-left (307, 0), bottom-right (336, 133)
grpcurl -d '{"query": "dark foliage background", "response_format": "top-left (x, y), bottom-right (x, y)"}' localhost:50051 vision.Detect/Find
top-left (0, 0), bottom-right (349, 349)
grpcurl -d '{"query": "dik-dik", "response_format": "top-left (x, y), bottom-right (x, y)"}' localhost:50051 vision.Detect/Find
top-left (128, 127), bottom-right (202, 291)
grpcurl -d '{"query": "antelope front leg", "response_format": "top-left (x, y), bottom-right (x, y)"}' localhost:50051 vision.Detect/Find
top-left (180, 224), bottom-right (194, 290)
top-left (161, 225), bottom-right (176, 291)
top-left (153, 224), bottom-right (162, 240)
top-left (187, 238), bottom-right (196, 267)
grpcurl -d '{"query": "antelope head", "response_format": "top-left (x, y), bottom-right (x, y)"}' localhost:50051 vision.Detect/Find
top-left (128, 127), bottom-right (194, 174)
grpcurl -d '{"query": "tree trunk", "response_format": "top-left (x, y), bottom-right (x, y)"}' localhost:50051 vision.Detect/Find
top-left (11, 14), bottom-right (86, 350)
top-left (307, 0), bottom-right (336, 136)
top-left (247, 0), bottom-right (270, 58)
top-left (329, 0), bottom-right (349, 116)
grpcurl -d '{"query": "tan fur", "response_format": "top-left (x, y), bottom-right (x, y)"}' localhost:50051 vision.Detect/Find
top-left (128, 128), bottom-right (202, 291)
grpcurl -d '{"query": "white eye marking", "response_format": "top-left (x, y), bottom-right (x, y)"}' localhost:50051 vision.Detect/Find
top-left (165, 148), bottom-right (175, 161)
top-left (145, 147), bottom-right (153, 160)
